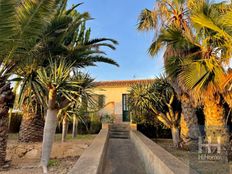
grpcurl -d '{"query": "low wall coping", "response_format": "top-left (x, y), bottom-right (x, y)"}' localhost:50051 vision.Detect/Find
top-left (68, 129), bottom-right (108, 174)
top-left (131, 131), bottom-right (199, 174)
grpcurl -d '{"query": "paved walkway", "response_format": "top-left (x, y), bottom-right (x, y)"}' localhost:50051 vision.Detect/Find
top-left (103, 138), bottom-right (146, 174)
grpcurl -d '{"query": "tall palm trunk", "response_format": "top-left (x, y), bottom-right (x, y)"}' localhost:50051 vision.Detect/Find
top-left (41, 86), bottom-right (57, 173)
top-left (18, 104), bottom-right (44, 142)
top-left (0, 81), bottom-right (15, 167)
top-left (164, 46), bottom-right (200, 148)
top-left (203, 93), bottom-right (229, 145)
top-left (0, 116), bottom-right (9, 167)
top-left (180, 93), bottom-right (200, 148)
top-left (61, 114), bottom-right (68, 142)
top-left (72, 115), bottom-right (78, 138)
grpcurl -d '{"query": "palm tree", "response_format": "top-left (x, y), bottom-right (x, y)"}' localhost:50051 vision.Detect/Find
top-left (129, 78), bottom-right (181, 147)
top-left (0, 0), bottom-right (60, 167)
top-left (15, 61), bottom-right (47, 142)
top-left (18, 92), bottom-right (45, 142)
top-left (166, 0), bottom-right (232, 146)
top-left (137, 0), bottom-right (200, 147)
top-left (16, 2), bottom-right (118, 143)
top-left (186, 1), bottom-right (232, 146)
top-left (0, 68), bottom-right (15, 166)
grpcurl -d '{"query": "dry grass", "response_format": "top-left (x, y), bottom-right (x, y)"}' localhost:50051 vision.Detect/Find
top-left (154, 139), bottom-right (232, 174)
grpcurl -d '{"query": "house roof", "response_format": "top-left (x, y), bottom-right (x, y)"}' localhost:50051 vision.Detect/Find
top-left (94, 79), bottom-right (155, 87)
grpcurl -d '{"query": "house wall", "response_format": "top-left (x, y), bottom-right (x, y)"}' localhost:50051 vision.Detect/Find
top-left (93, 86), bottom-right (130, 123)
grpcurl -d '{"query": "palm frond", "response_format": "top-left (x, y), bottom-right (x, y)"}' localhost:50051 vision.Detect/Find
top-left (65, 3), bottom-right (84, 15)
top-left (137, 8), bottom-right (157, 31)
top-left (191, 13), bottom-right (228, 37)
top-left (177, 57), bottom-right (225, 94)
top-left (17, 0), bottom-right (58, 41)
top-left (83, 56), bottom-right (119, 67)
top-left (165, 56), bottom-right (183, 79)
top-left (85, 38), bottom-right (118, 45)
top-left (148, 38), bottom-right (165, 57)
top-left (0, 0), bottom-right (17, 42)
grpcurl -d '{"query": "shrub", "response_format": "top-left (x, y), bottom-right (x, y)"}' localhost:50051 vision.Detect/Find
top-left (89, 121), bottom-right (102, 134)
top-left (100, 114), bottom-right (114, 123)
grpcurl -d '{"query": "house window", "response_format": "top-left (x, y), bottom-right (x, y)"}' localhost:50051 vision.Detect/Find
top-left (98, 95), bottom-right (105, 109)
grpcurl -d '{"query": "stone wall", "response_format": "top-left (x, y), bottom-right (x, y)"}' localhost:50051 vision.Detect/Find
top-left (68, 129), bottom-right (109, 174)
top-left (130, 131), bottom-right (199, 174)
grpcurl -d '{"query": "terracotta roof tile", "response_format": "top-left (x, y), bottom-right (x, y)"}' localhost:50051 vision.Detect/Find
top-left (94, 79), bottom-right (155, 87)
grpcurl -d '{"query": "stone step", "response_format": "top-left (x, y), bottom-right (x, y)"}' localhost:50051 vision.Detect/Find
top-left (109, 133), bottom-right (129, 138)
top-left (110, 129), bottom-right (129, 132)
top-left (110, 123), bottom-right (129, 127)
top-left (110, 125), bottom-right (130, 130)
top-left (109, 130), bottom-right (130, 139)
top-left (110, 131), bottom-right (129, 135)
top-left (109, 134), bottom-right (129, 139)
top-left (109, 124), bottom-right (130, 139)
top-left (110, 126), bottom-right (129, 130)
top-left (109, 127), bottom-right (130, 131)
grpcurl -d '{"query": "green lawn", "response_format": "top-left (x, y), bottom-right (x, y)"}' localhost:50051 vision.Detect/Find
top-left (54, 134), bottom-right (96, 141)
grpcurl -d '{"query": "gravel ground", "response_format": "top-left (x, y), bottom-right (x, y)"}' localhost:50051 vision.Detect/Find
top-left (0, 134), bottom-right (96, 174)
top-left (0, 156), bottom-right (79, 174)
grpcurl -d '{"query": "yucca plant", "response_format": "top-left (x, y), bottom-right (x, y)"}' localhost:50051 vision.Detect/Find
top-left (37, 58), bottom-right (80, 172)
top-left (129, 77), bottom-right (181, 147)
top-left (57, 72), bottom-right (96, 142)
top-left (37, 58), bottom-right (97, 173)
top-left (58, 101), bottom-right (93, 142)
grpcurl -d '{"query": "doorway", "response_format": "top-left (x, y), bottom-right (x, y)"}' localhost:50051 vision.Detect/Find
top-left (122, 94), bottom-right (130, 122)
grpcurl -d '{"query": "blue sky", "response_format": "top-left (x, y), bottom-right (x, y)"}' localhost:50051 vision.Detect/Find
top-left (68, 0), bottom-right (164, 81)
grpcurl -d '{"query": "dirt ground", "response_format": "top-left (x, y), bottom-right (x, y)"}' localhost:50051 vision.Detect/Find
top-left (155, 139), bottom-right (232, 174)
top-left (0, 134), bottom-right (96, 174)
